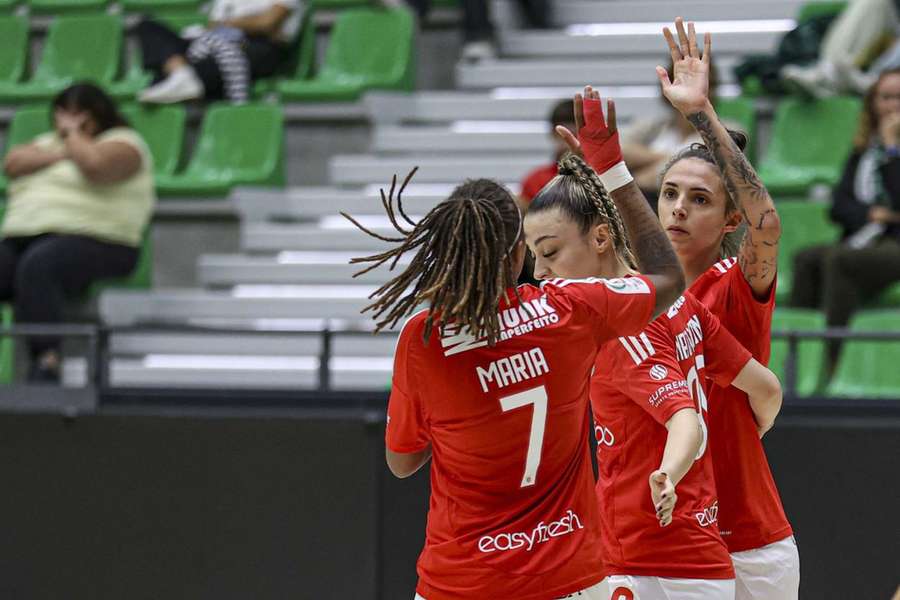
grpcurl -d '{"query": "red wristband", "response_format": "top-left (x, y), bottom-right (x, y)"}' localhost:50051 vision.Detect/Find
top-left (579, 98), bottom-right (624, 175)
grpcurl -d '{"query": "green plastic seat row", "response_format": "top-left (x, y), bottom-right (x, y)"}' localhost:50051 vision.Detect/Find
top-left (714, 96), bottom-right (757, 163)
top-left (2, 102), bottom-right (283, 197)
top-left (828, 310), bottom-right (900, 398)
top-left (770, 308), bottom-right (827, 397)
top-left (773, 200), bottom-right (841, 304)
top-left (758, 96), bottom-right (862, 198)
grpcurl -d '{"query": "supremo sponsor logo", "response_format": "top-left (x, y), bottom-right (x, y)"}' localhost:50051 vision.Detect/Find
top-left (478, 509), bottom-right (584, 553)
top-left (441, 295), bottom-right (559, 356)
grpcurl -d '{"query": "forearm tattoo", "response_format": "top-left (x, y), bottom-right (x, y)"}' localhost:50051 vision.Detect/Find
top-left (687, 111), bottom-right (781, 284)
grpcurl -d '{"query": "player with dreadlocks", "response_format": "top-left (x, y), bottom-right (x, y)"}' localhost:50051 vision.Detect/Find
top-left (343, 151), bottom-right (684, 598)
top-left (527, 86), bottom-right (782, 600)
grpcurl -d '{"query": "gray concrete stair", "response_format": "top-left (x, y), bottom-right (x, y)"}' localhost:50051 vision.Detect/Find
top-left (329, 154), bottom-right (548, 185)
top-left (198, 252), bottom-right (405, 286)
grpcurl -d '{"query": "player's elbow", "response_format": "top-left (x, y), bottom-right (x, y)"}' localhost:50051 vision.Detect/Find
top-left (386, 447), bottom-right (430, 479)
top-left (750, 369), bottom-right (783, 427)
top-left (668, 407), bottom-right (703, 451)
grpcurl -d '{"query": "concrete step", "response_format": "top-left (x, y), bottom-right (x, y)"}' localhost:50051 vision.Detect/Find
top-left (365, 86), bottom-right (738, 125)
top-left (241, 222), bottom-right (398, 252)
top-left (107, 356), bottom-right (392, 390)
top-left (499, 24), bottom-right (783, 57)
top-left (232, 184), bottom-right (463, 221)
top-left (373, 123), bottom-right (553, 153)
top-left (330, 153), bottom-right (548, 185)
top-left (198, 252), bottom-right (405, 285)
top-left (456, 56), bottom-right (738, 88)
top-left (100, 287), bottom-right (383, 326)
top-left (494, 0), bottom-right (805, 26)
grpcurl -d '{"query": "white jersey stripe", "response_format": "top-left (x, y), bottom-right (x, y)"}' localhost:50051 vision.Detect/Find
top-left (639, 332), bottom-right (655, 356)
top-left (629, 336), bottom-right (649, 361)
top-left (618, 337), bottom-right (643, 365)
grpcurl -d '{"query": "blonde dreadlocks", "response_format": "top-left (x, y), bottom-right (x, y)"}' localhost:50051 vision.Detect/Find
top-left (342, 171), bottom-right (523, 345)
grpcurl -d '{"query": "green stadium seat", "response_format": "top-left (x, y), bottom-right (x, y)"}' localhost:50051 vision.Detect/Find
top-left (0, 0), bottom-right (18, 11)
top-left (27, 0), bottom-right (108, 14)
top-left (0, 105), bottom-right (53, 197)
top-left (757, 97), bottom-right (861, 198)
top-left (85, 231), bottom-right (154, 295)
top-left (119, 104), bottom-right (185, 176)
top-left (0, 303), bottom-right (12, 384)
top-left (827, 310), bottom-right (900, 397)
top-left (774, 201), bottom-right (841, 304)
top-left (714, 96), bottom-right (757, 163)
top-left (276, 7), bottom-right (414, 102)
top-left (0, 16), bottom-right (27, 85)
top-left (155, 103), bottom-right (284, 197)
top-left (877, 282), bottom-right (900, 307)
top-left (770, 308), bottom-right (826, 397)
top-left (0, 15), bottom-right (123, 103)
top-left (796, 1), bottom-right (847, 23)
top-left (310, 0), bottom-right (371, 7)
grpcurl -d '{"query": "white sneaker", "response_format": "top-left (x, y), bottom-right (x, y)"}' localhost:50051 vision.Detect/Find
top-left (461, 40), bottom-right (496, 62)
top-left (139, 66), bottom-right (204, 103)
top-left (834, 59), bottom-right (877, 94)
top-left (780, 62), bottom-right (839, 98)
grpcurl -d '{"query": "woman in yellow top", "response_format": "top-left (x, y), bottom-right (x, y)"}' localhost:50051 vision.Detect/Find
top-left (1, 82), bottom-right (156, 383)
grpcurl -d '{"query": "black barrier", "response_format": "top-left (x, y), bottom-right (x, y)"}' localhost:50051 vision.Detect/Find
top-left (0, 401), bottom-right (896, 600)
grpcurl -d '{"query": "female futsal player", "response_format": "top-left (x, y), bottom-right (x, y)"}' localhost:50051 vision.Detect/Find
top-left (526, 91), bottom-right (782, 600)
top-left (343, 168), bottom-right (684, 599)
top-left (658, 18), bottom-right (797, 600)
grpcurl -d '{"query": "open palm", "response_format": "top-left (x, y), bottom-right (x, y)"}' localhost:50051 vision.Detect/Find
top-left (657, 18), bottom-right (712, 116)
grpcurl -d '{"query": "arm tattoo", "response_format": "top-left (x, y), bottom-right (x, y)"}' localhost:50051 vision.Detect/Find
top-left (609, 183), bottom-right (684, 310)
top-left (687, 110), bottom-right (780, 290)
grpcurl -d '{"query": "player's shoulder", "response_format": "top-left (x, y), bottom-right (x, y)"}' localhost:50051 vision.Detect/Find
top-left (539, 275), bottom-right (650, 295)
top-left (689, 257), bottom-right (739, 301)
top-left (663, 292), bottom-right (709, 322)
top-left (395, 309), bottom-right (431, 348)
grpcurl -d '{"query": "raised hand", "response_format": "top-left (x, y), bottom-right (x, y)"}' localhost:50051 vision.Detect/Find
top-left (555, 86), bottom-right (622, 173)
top-left (657, 17), bottom-right (712, 117)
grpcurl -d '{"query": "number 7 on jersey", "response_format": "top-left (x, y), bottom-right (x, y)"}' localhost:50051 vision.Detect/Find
top-left (500, 386), bottom-right (548, 488)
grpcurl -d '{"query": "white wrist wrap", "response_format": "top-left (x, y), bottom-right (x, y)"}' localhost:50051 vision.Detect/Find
top-left (597, 161), bottom-right (634, 192)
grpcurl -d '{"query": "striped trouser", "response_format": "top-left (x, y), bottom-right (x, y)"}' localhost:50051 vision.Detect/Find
top-left (187, 31), bottom-right (250, 102)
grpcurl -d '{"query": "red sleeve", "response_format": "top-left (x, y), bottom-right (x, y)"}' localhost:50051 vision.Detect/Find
top-left (723, 262), bottom-right (776, 362)
top-left (520, 164), bottom-right (558, 201)
top-left (385, 315), bottom-right (429, 453)
top-left (542, 275), bottom-right (657, 341)
top-left (694, 299), bottom-right (752, 388)
top-left (605, 321), bottom-right (695, 425)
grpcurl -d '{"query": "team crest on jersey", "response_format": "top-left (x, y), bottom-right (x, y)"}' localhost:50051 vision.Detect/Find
top-left (603, 277), bottom-right (651, 295)
top-left (649, 364), bottom-right (668, 381)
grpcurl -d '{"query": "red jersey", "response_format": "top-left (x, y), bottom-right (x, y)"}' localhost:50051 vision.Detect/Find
top-left (591, 293), bottom-right (749, 580)
top-left (690, 257), bottom-right (793, 552)
top-left (520, 163), bottom-right (558, 202)
top-left (386, 277), bottom-right (657, 600)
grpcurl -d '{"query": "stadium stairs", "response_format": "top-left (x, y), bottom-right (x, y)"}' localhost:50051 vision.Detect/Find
top-left (92, 0), bottom-right (805, 390)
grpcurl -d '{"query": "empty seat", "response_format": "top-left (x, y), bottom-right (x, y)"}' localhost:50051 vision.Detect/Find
top-left (757, 96), bottom-right (861, 197)
top-left (0, 15), bottom-right (123, 102)
top-left (0, 105), bottom-right (52, 197)
top-left (277, 7), bottom-right (414, 102)
top-left (796, 1), bottom-right (847, 22)
top-left (827, 310), bottom-right (900, 398)
top-left (775, 200), bottom-right (841, 303)
top-left (119, 104), bottom-right (186, 176)
top-left (0, 304), bottom-right (12, 384)
top-left (0, 16), bottom-right (27, 85)
top-left (155, 103), bottom-right (285, 197)
top-left (770, 308), bottom-right (826, 397)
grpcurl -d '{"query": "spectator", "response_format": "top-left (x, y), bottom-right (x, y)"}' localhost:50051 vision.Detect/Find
top-left (518, 99), bottom-right (575, 205)
top-left (791, 68), bottom-right (900, 372)
top-left (1, 83), bottom-right (155, 383)
top-left (621, 59), bottom-right (722, 201)
top-left (401, 0), bottom-right (549, 61)
top-left (781, 0), bottom-right (900, 97)
top-left (137, 0), bottom-right (302, 104)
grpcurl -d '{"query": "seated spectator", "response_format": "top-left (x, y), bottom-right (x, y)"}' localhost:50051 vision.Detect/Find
top-left (401, 0), bottom-right (549, 61)
top-left (791, 69), bottom-right (900, 372)
top-left (1, 83), bottom-right (155, 383)
top-left (137, 0), bottom-right (301, 104)
top-left (518, 99), bottom-right (575, 205)
top-left (781, 0), bottom-right (899, 97)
